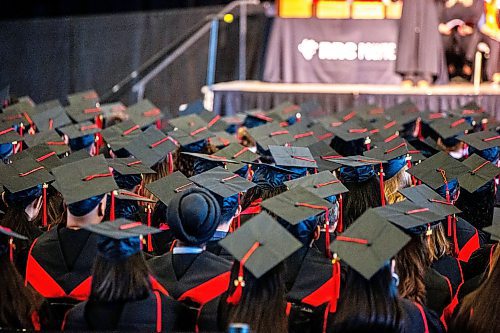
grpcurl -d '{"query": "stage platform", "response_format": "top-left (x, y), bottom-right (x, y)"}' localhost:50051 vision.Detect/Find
top-left (206, 81), bottom-right (500, 119)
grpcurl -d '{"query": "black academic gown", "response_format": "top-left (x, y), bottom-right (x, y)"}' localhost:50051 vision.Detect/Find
top-left (396, 0), bottom-right (448, 83)
top-left (400, 299), bottom-right (445, 333)
top-left (63, 291), bottom-right (187, 332)
top-left (431, 255), bottom-right (464, 296)
top-left (456, 181), bottom-right (495, 232)
top-left (424, 267), bottom-right (453, 316)
top-left (205, 239), bottom-right (234, 262)
top-left (285, 247), bottom-right (335, 333)
top-left (148, 251), bottom-right (232, 306)
top-left (25, 225), bottom-right (97, 300)
top-left (449, 217), bottom-right (486, 263)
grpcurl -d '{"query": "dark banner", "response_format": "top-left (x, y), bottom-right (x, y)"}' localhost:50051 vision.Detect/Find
top-left (264, 18), bottom-right (402, 84)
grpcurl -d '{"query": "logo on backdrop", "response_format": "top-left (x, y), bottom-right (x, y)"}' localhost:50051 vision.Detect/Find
top-left (298, 39), bottom-right (397, 62)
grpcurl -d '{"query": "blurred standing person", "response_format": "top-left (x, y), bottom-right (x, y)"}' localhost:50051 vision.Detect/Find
top-left (396, 0), bottom-right (449, 87)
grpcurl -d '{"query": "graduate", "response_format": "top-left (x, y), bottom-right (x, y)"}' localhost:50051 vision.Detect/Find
top-left (62, 219), bottom-right (188, 332)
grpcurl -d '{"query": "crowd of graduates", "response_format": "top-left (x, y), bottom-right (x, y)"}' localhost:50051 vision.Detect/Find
top-left (0, 91), bottom-right (499, 332)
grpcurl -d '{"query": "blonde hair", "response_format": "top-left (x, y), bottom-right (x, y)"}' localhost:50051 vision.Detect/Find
top-left (384, 165), bottom-right (412, 204)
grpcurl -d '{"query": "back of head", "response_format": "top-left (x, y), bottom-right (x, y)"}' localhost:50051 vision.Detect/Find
top-left (68, 194), bottom-right (105, 217)
top-left (329, 265), bottom-right (404, 333)
top-left (342, 176), bottom-right (382, 229)
top-left (167, 187), bottom-right (220, 246)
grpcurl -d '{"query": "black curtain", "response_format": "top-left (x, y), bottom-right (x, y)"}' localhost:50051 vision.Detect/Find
top-left (0, 6), bottom-right (269, 117)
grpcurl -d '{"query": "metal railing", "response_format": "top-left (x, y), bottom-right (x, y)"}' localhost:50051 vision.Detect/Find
top-left (100, 0), bottom-right (261, 104)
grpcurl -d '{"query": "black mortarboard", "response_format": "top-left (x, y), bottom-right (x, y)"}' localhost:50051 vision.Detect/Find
top-left (219, 212), bottom-right (302, 278)
top-left (209, 131), bottom-right (239, 148)
top-left (198, 111), bottom-right (229, 133)
top-left (125, 100), bottom-right (162, 129)
top-left (269, 145), bottom-right (317, 169)
top-left (145, 171), bottom-right (199, 206)
top-left (101, 120), bottom-right (142, 152)
top-left (67, 90), bottom-right (99, 105)
top-left (189, 167), bottom-right (256, 198)
top-left (65, 100), bottom-right (102, 123)
top-left (59, 121), bottom-right (101, 140)
top-left (332, 121), bottom-right (372, 142)
top-left (449, 102), bottom-right (486, 122)
top-left (261, 186), bottom-right (333, 225)
top-left (213, 143), bottom-right (260, 173)
top-left (33, 99), bottom-right (63, 114)
top-left (330, 209), bottom-right (411, 280)
top-left (83, 218), bottom-right (160, 239)
top-left (168, 114), bottom-right (207, 132)
top-left (10, 144), bottom-right (63, 171)
top-left (31, 105), bottom-right (72, 132)
top-left (364, 138), bottom-right (409, 161)
top-left (244, 109), bottom-right (276, 128)
top-left (483, 211), bottom-right (500, 241)
top-left (368, 118), bottom-right (402, 143)
top-left (23, 130), bottom-right (70, 156)
top-left (107, 157), bottom-right (156, 176)
top-left (287, 123), bottom-right (319, 147)
top-left (181, 152), bottom-right (238, 164)
top-left (167, 128), bottom-right (213, 150)
top-left (460, 130), bottom-right (500, 151)
top-left (458, 154), bottom-right (500, 193)
top-left (429, 116), bottom-right (472, 140)
top-left (407, 151), bottom-right (469, 190)
top-left (352, 105), bottom-right (386, 122)
top-left (406, 142), bottom-right (427, 162)
top-left (51, 155), bottom-right (118, 204)
top-left (326, 155), bottom-right (382, 168)
top-left (284, 170), bottom-right (348, 199)
top-left (398, 184), bottom-right (461, 216)
top-left (309, 123), bottom-right (335, 142)
top-left (384, 100), bottom-right (420, 125)
top-left (60, 149), bottom-right (90, 164)
top-left (0, 124), bottom-right (23, 145)
top-left (307, 141), bottom-right (342, 172)
top-left (248, 123), bottom-right (295, 152)
top-left (98, 102), bottom-right (127, 121)
top-left (267, 102), bottom-right (301, 122)
top-left (0, 156), bottom-right (54, 193)
top-left (124, 127), bottom-right (178, 167)
top-left (373, 200), bottom-right (445, 233)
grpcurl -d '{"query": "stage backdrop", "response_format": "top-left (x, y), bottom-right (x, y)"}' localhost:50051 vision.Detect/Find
top-left (264, 18), bottom-right (402, 84)
top-left (0, 6), bottom-right (269, 116)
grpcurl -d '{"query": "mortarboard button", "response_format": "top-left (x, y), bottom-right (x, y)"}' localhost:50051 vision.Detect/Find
top-left (189, 167), bottom-right (256, 199)
top-left (458, 154), bottom-right (500, 193)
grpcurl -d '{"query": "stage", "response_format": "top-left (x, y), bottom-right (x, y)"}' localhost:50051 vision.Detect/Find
top-left (206, 80), bottom-right (500, 118)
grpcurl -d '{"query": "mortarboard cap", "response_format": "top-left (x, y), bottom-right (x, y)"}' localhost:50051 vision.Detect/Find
top-left (189, 166), bottom-right (256, 198)
top-left (31, 105), bottom-right (72, 132)
top-left (112, 189), bottom-right (156, 203)
top-left (284, 170), bottom-right (348, 199)
top-left (364, 138), bottom-right (408, 162)
top-left (107, 157), bottom-right (156, 176)
top-left (168, 114), bottom-right (207, 132)
top-left (124, 127), bottom-right (178, 167)
top-left (67, 90), bottom-right (99, 105)
top-left (65, 100), bottom-right (102, 123)
top-left (199, 111), bottom-right (229, 133)
top-left (83, 218), bottom-right (160, 240)
top-left (460, 130), bottom-right (500, 151)
top-left (60, 149), bottom-right (90, 164)
top-left (209, 131), bottom-right (239, 148)
top-left (269, 145), bottom-right (317, 169)
top-left (181, 152), bottom-right (238, 175)
top-left (101, 120), bottom-right (142, 152)
top-left (330, 209), bottom-right (411, 280)
top-left (385, 100), bottom-right (420, 125)
top-left (248, 123), bottom-right (295, 153)
top-left (10, 145), bottom-right (63, 171)
top-left (219, 212), bottom-right (302, 278)
top-left (483, 209), bottom-right (500, 241)
top-left (407, 151), bottom-right (469, 190)
top-left (373, 200), bottom-right (445, 234)
top-left (167, 128), bottom-right (213, 152)
top-left (213, 143), bottom-right (260, 173)
top-left (33, 100), bottom-right (62, 114)
top-left (406, 142), bottom-right (427, 162)
top-left (332, 121), bottom-right (373, 142)
top-left (0, 156), bottom-right (54, 193)
top-left (398, 184), bottom-right (461, 216)
top-left (51, 155), bottom-right (118, 204)
top-left (59, 121), bottom-right (101, 140)
top-left (429, 116), bottom-right (472, 141)
top-left (23, 130), bottom-right (70, 156)
top-left (145, 171), bottom-right (199, 206)
top-left (307, 141), bottom-right (342, 172)
top-left (0, 124), bottom-right (23, 145)
top-left (458, 154), bottom-right (500, 193)
top-left (261, 186), bottom-right (333, 225)
top-left (243, 109), bottom-right (276, 128)
top-left (125, 100), bottom-right (162, 129)
top-left (287, 123), bottom-right (319, 147)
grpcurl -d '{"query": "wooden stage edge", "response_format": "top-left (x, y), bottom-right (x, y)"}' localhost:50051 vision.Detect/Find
top-left (206, 80), bottom-right (500, 96)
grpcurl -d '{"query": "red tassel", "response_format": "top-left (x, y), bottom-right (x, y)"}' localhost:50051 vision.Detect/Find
top-left (42, 184), bottom-right (48, 228)
top-left (147, 205), bottom-right (153, 252)
top-left (167, 152), bottom-right (174, 174)
top-left (337, 194), bottom-right (343, 233)
top-left (9, 237), bottom-right (14, 263)
top-left (226, 242), bottom-right (260, 305)
top-left (156, 119), bottom-right (162, 130)
top-left (110, 191), bottom-right (116, 221)
top-left (329, 260), bottom-right (341, 313)
top-left (379, 163), bottom-right (386, 206)
top-left (237, 193), bottom-right (241, 229)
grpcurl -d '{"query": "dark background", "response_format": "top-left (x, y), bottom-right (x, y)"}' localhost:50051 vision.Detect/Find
top-left (0, 2), bottom-right (270, 117)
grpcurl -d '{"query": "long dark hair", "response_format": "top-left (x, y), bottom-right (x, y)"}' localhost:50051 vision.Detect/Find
top-left (0, 254), bottom-right (43, 329)
top-left (448, 245), bottom-right (500, 333)
top-left (0, 207), bottom-right (41, 242)
top-left (218, 262), bottom-right (288, 333)
top-left (327, 264), bottom-right (405, 333)
top-left (395, 235), bottom-right (430, 305)
top-left (240, 184), bottom-right (287, 211)
top-left (342, 176), bottom-right (382, 229)
top-left (90, 253), bottom-right (152, 302)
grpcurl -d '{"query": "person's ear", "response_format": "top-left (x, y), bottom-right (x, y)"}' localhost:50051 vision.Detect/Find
top-left (97, 195), bottom-right (107, 217)
top-left (313, 225), bottom-right (321, 241)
